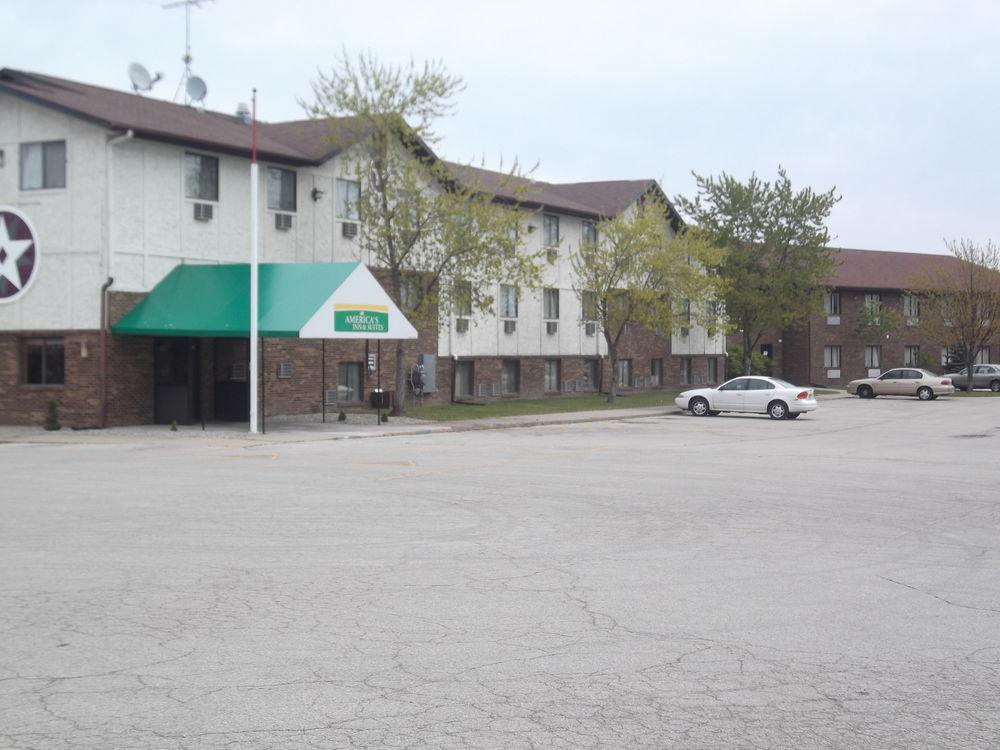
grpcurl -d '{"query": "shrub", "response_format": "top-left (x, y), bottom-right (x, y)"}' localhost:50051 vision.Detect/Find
top-left (726, 345), bottom-right (773, 379)
top-left (43, 399), bottom-right (61, 431)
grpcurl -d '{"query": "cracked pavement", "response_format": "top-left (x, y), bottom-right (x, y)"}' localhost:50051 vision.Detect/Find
top-left (1, 397), bottom-right (998, 748)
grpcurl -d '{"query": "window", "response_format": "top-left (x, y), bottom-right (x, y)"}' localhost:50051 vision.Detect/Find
top-left (865, 345), bottom-right (881, 369)
top-left (680, 357), bottom-right (692, 385)
top-left (904, 345), bottom-right (920, 367)
top-left (581, 290), bottom-right (598, 321)
top-left (707, 358), bottom-right (718, 383)
top-left (903, 294), bottom-right (920, 319)
top-left (941, 347), bottom-right (950, 366)
top-left (400, 276), bottom-right (422, 311)
top-left (824, 291), bottom-right (841, 316)
top-left (582, 221), bottom-right (597, 246)
top-left (501, 360), bottom-right (520, 394)
top-left (583, 359), bottom-right (599, 389)
top-left (20, 141), bottom-right (66, 190)
top-left (543, 288), bottom-right (560, 319)
top-left (706, 300), bottom-right (720, 325)
top-left (681, 298), bottom-right (692, 325)
top-left (454, 361), bottom-right (473, 397)
top-left (747, 378), bottom-right (775, 391)
top-left (719, 378), bottom-right (748, 391)
top-left (453, 279), bottom-right (472, 318)
top-left (616, 359), bottom-right (633, 387)
top-left (266, 167), bottom-right (296, 211)
top-left (337, 362), bottom-right (363, 402)
top-left (184, 153), bottom-right (219, 201)
top-left (545, 359), bottom-right (561, 392)
top-left (650, 358), bottom-right (662, 387)
top-left (977, 346), bottom-right (990, 364)
top-left (543, 214), bottom-right (559, 247)
top-left (824, 345), bottom-right (841, 369)
top-left (864, 293), bottom-right (882, 322)
top-left (499, 284), bottom-right (518, 318)
top-left (336, 178), bottom-right (360, 219)
top-left (24, 338), bottom-right (65, 385)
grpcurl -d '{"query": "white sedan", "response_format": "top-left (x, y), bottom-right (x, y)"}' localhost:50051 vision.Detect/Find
top-left (675, 376), bottom-right (818, 420)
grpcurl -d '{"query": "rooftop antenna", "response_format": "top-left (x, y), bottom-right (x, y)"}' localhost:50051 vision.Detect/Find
top-left (163, 0), bottom-right (213, 104)
top-left (127, 62), bottom-right (163, 94)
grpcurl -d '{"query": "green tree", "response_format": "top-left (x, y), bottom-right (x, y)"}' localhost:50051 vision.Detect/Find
top-left (308, 52), bottom-right (540, 414)
top-left (854, 297), bottom-right (904, 341)
top-left (909, 239), bottom-right (1000, 382)
top-left (674, 167), bottom-right (840, 375)
top-left (572, 197), bottom-right (723, 403)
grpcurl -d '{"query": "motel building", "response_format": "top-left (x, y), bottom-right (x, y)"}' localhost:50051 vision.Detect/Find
top-left (0, 68), bottom-right (724, 429)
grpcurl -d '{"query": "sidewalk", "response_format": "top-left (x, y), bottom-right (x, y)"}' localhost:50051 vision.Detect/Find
top-left (0, 390), bottom-right (850, 446)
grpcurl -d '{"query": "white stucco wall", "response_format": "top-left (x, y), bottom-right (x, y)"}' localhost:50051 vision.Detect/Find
top-left (0, 94), bottom-right (725, 361)
top-left (0, 93), bottom-right (107, 330)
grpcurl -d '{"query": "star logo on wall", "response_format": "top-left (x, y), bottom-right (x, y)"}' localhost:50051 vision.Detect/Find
top-left (0, 208), bottom-right (39, 303)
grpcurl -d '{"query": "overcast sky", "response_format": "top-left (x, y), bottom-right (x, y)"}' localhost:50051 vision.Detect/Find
top-left (7, 1), bottom-right (999, 254)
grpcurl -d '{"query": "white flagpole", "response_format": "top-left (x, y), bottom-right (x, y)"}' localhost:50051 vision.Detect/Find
top-left (249, 89), bottom-right (259, 434)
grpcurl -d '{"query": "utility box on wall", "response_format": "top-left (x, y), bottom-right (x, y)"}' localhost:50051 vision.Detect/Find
top-left (418, 354), bottom-right (437, 393)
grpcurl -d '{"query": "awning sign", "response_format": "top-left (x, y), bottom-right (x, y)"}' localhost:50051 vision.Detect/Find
top-left (334, 304), bottom-right (389, 333)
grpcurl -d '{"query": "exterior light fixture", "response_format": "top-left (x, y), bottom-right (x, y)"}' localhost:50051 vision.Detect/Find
top-left (311, 187), bottom-right (325, 202)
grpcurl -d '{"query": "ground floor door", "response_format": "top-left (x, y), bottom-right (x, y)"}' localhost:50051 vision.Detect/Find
top-left (154, 338), bottom-right (200, 425)
top-left (213, 338), bottom-right (250, 422)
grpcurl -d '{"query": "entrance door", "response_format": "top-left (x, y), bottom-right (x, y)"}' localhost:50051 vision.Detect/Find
top-left (213, 338), bottom-right (250, 422)
top-left (154, 338), bottom-right (200, 425)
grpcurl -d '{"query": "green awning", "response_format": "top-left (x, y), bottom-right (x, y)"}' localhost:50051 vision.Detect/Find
top-left (112, 262), bottom-right (418, 339)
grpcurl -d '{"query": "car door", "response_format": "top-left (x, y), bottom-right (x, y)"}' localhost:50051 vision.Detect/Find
top-left (875, 369), bottom-right (903, 395)
top-left (744, 378), bottom-right (775, 413)
top-left (974, 365), bottom-right (992, 389)
top-left (900, 369), bottom-right (923, 396)
top-left (714, 378), bottom-right (748, 410)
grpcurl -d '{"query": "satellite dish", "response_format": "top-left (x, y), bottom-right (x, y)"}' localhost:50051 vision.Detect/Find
top-left (128, 62), bottom-right (153, 92)
top-left (186, 75), bottom-right (207, 103)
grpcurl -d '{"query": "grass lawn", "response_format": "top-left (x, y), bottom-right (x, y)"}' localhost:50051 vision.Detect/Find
top-left (951, 389), bottom-right (1000, 397)
top-left (407, 390), bottom-right (683, 422)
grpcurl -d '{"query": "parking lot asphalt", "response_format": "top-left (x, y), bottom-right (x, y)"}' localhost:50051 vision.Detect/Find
top-left (1, 396), bottom-right (999, 749)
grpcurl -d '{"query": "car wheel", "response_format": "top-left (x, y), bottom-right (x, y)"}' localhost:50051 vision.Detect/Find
top-left (768, 400), bottom-right (789, 420)
top-left (690, 397), bottom-right (710, 416)
top-left (787, 412), bottom-right (801, 420)
top-left (917, 386), bottom-right (933, 401)
top-left (858, 385), bottom-right (874, 399)
top-left (991, 380), bottom-right (1000, 392)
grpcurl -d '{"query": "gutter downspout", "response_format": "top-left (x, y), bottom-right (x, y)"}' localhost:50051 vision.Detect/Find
top-left (100, 129), bottom-right (134, 428)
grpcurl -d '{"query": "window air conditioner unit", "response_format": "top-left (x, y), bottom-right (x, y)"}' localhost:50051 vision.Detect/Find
top-left (277, 362), bottom-right (293, 379)
top-left (546, 321), bottom-right (558, 335)
top-left (455, 318), bottom-right (469, 333)
top-left (324, 389), bottom-right (338, 406)
top-left (341, 221), bottom-right (359, 238)
top-left (563, 379), bottom-right (578, 392)
top-left (503, 320), bottom-right (517, 334)
top-left (275, 213), bottom-right (293, 230)
top-left (229, 363), bottom-right (248, 382)
top-left (193, 202), bottom-right (213, 221)
top-left (476, 383), bottom-right (489, 397)
top-left (585, 322), bottom-right (596, 337)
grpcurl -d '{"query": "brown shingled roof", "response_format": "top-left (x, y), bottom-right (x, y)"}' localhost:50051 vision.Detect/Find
top-left (828, 248), bottom-right (958, 290)
top-left (0, 68), bottom-right (361, 165)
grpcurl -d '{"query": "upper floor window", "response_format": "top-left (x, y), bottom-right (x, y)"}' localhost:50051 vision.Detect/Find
top-left (681, 298), bottom-right (692, 324)
top-left (499, 284), bottom-right (518, 318)
top-left (453, 279), bottom-right (472, 317)
top-left (581, 290), bottom-right (598, 321)
top-left (543, 214), bottom-right (559, 247)
top-left (824, 291), bottom-right (840, 316)
top-left (184, 153), bottom-right (218, 201)
top-left (267, 167), bottom-right (296, 212)
top-left (543, 288), bottom-right (560, 319)
top-left (903, 293), bottom-right (920, 318)
top-left (20, 141), bottom-right (66, 190)
top-left (582, 221), bottom-right (598, 247)
top-left (336, 178), bottom-right (360, 220)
